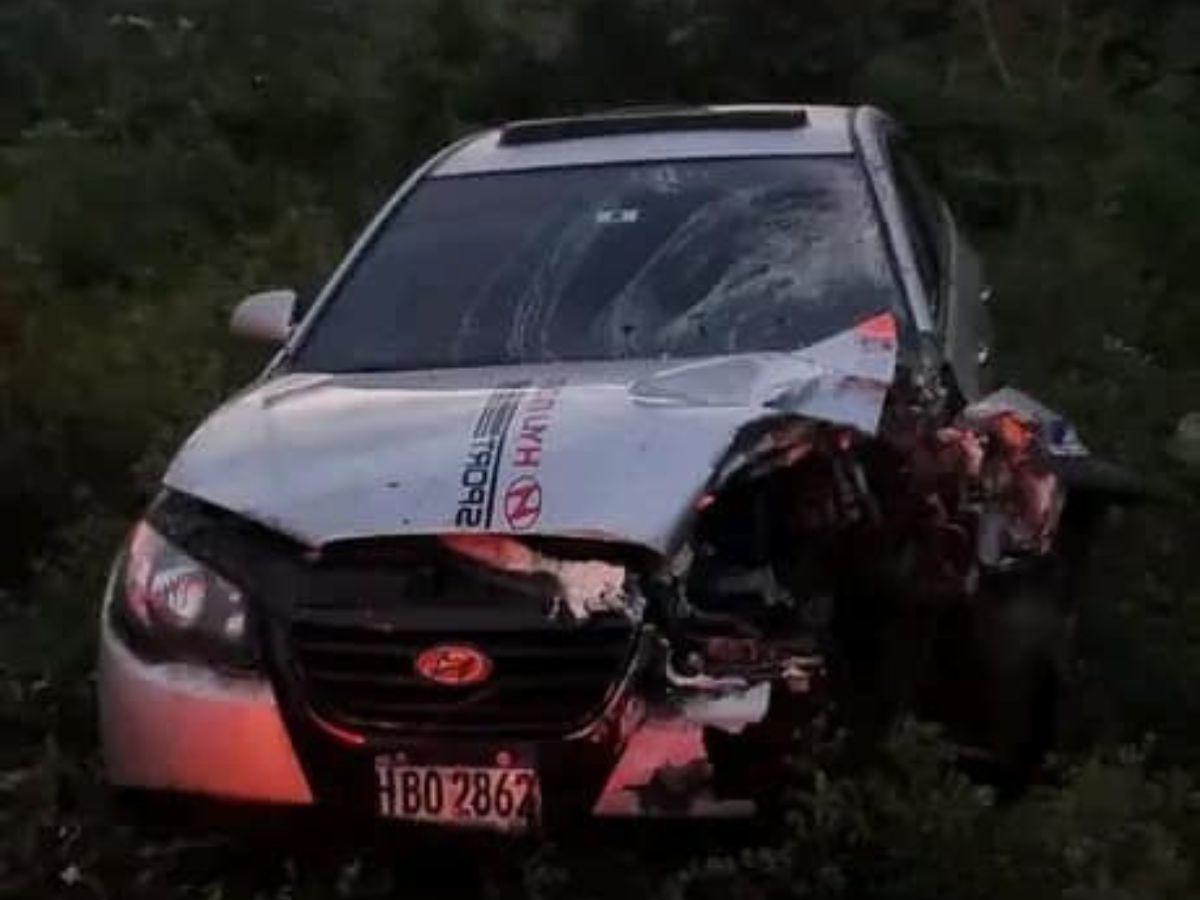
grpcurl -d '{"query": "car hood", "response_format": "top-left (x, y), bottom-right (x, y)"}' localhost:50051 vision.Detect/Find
top-left (164, 315), bottom-right (898, 553)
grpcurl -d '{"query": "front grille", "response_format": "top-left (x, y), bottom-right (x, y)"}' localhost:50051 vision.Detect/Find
top-left (290, 617), bottom-right (639, 737)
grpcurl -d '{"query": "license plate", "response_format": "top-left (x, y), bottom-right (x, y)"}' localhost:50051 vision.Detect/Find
top-left (375, 759), bottom-right (539, 832)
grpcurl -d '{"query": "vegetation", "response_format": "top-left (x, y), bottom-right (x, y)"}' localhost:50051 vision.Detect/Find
top-left (1, 0), bottom-right (1198, 896)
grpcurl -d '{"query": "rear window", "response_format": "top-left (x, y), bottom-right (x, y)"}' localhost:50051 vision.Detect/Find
top-left (291, 156), bottom-right (905, 373)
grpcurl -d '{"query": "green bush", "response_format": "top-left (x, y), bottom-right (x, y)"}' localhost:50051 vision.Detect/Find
top-left (0, 0), bottom-right (1198, 896)
top-left (668, 726), bottom-right (1196, 900)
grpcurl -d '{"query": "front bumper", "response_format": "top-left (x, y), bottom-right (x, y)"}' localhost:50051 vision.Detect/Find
top-left (98, 616), bottom-right (313, 804)
top-left (99, 620), bottom-right (771, 819)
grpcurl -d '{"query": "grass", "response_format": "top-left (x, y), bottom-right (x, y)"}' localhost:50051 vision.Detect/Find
top-left (2, 0), bottom-right (1199, 895)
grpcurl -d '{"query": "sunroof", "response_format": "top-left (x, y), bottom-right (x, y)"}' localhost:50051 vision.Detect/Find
top-left (498, 108), bottom-right (809, 146)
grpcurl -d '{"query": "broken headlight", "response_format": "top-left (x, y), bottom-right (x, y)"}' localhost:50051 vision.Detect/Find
top-left (110, 521), bottom-right (257, 670)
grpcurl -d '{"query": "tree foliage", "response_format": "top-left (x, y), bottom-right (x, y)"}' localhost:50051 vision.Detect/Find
top-left (0, 0), bottom-right (1198, 896)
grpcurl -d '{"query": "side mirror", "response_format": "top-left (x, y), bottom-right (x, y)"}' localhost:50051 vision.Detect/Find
top-left (230, 289), bottom-right (297, 344)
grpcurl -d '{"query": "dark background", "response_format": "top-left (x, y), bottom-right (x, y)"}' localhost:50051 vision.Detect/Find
top-left (1, 1), bottom-right (1198, 896)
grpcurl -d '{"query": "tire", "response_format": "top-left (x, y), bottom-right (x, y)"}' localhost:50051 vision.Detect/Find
top-left (969, 573), bottom-right (1071, 790)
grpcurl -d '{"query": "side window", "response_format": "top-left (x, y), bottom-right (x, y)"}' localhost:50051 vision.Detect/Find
top-left (889, 145), bottom-right (944, 314)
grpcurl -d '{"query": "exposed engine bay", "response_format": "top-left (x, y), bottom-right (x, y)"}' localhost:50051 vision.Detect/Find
top-left (415, 383), bottom-right (1098, 816)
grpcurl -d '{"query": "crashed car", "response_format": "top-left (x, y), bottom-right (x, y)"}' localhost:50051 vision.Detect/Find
top-left (99, 105), bottom-right (1132, 831)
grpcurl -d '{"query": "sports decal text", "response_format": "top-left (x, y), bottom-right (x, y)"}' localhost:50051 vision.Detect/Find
top-left (455, 383), bottom-right (527, 528)
top-left (455, 381), bottom-right (563, 530)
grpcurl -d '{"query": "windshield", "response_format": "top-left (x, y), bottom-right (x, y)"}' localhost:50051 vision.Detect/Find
top-left (291, 156), bottom-right (905, 373)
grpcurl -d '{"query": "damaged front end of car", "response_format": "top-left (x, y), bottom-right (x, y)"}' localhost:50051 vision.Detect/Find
top-left (588, 382), bottom-right (1096, 816)
top-left (591, 389), bottom-right (1106, 816)
top-left (103, 311), bottom-right (1133, 829)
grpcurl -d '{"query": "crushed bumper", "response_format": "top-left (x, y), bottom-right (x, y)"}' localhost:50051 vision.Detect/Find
top-left (98, 618), bottom-right (313, 804)
top-left (98, 612), bottom-right (779, 818)
top-left (593, 712), bottom-right (756, 817)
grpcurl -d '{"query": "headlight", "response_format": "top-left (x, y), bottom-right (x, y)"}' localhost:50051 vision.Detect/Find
top-left (111, 521), bottom-right (258, 670)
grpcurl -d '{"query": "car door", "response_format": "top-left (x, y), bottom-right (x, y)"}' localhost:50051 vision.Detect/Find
top-left (936, 199), bottom-right (993, 401)
top-left (886, 138), bottom-right (993, 401)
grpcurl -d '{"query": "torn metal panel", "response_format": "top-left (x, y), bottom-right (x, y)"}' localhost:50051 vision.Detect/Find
top-left (680, 682), bottom-right (771, 735)
top-left (952, 391), bottom-right (1071, 561)
top-left (630, 312), bottom-right (897, 429)
top-left (963, 387), bottom-right (1089, 458)
top-left (592, 713), bottom-right (755, 818)
top-left (546, 560), bottom-right (632, 623)
top-left (591, 639), bottom-right (810, 817)
top-left (439, 533), bottom-right (637, 623)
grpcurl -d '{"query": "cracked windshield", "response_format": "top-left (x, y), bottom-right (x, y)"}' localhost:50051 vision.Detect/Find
top-left (293, 157), bottom-right (901, 372)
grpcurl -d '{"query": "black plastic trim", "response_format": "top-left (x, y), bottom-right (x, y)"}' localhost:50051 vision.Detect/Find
top-left (499, 109), bottom-right (809, 146)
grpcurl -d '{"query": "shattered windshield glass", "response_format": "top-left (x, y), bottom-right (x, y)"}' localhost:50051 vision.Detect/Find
top-left (292, 156), bottom-right (905, 372)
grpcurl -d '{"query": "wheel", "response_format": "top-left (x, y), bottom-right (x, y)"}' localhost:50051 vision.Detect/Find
top-left (966, 570), bottom-right (1072, 790)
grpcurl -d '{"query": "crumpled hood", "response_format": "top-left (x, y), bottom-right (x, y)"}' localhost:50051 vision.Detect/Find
top-left (164, 316), bottom-right (898, 553)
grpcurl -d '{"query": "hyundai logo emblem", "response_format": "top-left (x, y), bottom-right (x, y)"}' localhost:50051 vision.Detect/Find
top-left (414, 644), bottom-right (493, 687)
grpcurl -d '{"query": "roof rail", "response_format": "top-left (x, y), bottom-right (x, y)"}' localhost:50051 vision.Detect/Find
top-left (599, 103), bottom-right (711, 116)
top-left (498, 108), bottom-right (808, 147)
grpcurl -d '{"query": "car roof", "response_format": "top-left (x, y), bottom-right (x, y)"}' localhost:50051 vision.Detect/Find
top-left (430, 104), bottom-right (857, 177)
